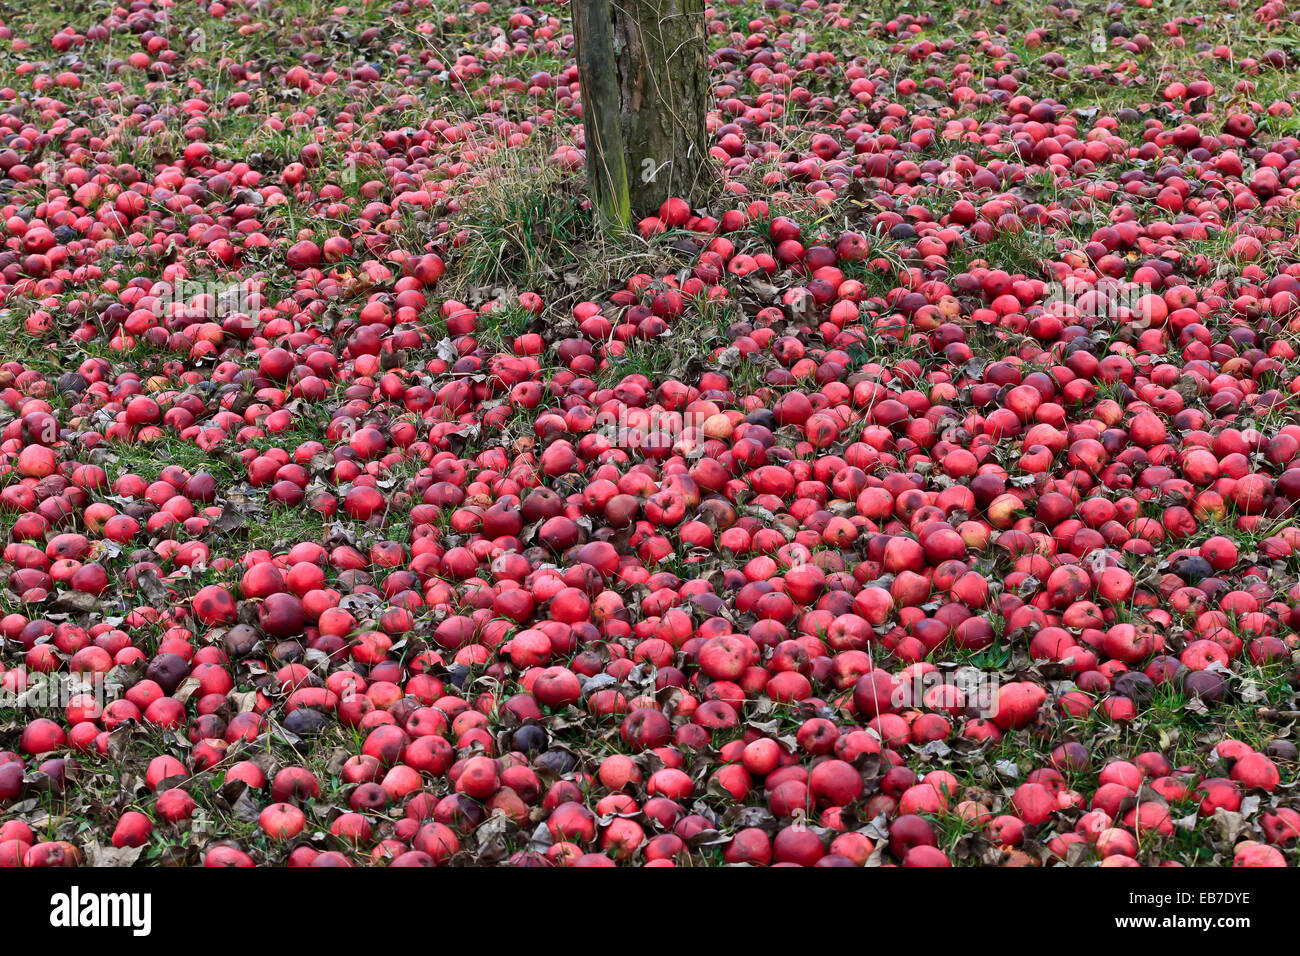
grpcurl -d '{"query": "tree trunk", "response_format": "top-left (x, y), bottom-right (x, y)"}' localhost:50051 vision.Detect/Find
top-left (573, 0), bottom-right (631, 227)
top-left (574, 0), bottom-right (714, 224)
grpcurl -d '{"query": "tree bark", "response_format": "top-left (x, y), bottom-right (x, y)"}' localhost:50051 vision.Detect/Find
top-left (573, 0), bottom-right (632, 227)
top-left (574, 0), bottom-right (715, 223)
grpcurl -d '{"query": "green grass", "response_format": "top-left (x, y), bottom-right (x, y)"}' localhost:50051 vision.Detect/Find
top-left (101, 437), bottom-right (237, 486)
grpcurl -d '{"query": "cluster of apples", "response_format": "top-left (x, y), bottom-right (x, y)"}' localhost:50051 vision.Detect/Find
top-left (0, 0), bottom-right (1299, 866)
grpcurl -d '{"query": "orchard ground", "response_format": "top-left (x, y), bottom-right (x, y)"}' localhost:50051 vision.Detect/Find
top-left (1, 0), bottom-right (1300, 867)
